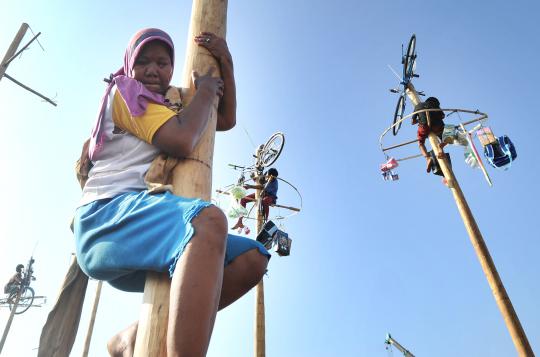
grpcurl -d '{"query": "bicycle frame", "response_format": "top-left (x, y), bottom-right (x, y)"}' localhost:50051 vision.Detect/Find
top-left (390, 34), bottom-right (418, 136)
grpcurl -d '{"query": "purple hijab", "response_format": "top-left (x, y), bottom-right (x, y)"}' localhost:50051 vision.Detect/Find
top-left (88, 28), bottom-right (175, 160)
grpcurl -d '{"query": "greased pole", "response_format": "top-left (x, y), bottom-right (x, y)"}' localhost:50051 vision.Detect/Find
top-left (405, 83), bottom-right (534, 357)
top-left (254, 175), bottom-right (266, 357)
top-left (0, 23), bottom-right (29, 81)
top-left (81, 281), bottom-right (103, 357)
top-left (0, 288), bottom-right (22, 354)
top-left (133, 1), bottom-right (227, 355)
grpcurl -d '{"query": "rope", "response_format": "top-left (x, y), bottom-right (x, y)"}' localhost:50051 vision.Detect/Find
top-left (28, 26), bottom-right (45, 51)
top-left (241, 124), bottom-right (257, 149)
top-left (184, 157), bottom-right (211, 169)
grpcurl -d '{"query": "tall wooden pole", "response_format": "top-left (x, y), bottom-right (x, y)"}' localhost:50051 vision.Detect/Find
top-left (0, 23), bottom-right (29, 81)
top-left (0, 289), bottom-right (22, 353)
top-left (81, 281), bottom-right (103, 357)
top-left (133, 1), bottom-right (227, 355)
top-left (406, 83), bottom-right (534, 357)
top-left (254, 180), bottom-right (266, 357)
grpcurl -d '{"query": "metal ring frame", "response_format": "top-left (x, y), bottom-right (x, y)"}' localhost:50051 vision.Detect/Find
top-left (379, 108), bottom-right (488, 159)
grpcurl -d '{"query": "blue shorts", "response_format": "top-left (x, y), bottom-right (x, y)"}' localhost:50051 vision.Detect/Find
top-left (73, 191), bottom-right (270, 292)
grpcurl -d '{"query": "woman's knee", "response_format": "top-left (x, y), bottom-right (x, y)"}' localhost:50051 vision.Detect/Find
top-left (238, 249), bottom-right (269, 286)
top-left (193, 206), bottom-right (228, 245)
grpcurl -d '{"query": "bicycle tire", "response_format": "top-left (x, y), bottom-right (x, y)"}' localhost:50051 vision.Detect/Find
top-left (392, 96), bottom-right (406, 136)
top-left (9, 287), bottom-right (35, 314)
top-left (403, 34), bottom-right (417, 81)
top-left (258, 132), bottom-right (285, 168)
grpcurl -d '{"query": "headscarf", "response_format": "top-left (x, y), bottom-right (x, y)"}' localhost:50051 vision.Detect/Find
top-left (88, 28), bottom-right (175, 160)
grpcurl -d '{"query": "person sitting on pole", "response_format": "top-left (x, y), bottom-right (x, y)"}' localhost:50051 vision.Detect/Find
top-left (4, 264), bottom-right (24, 302)
top-left (232, 168), bottom-right (279, 232)
top-left (412, 96), bottom-right (448, 172)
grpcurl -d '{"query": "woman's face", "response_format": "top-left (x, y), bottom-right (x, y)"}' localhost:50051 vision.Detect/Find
top-left (132, 41), bottom-right (173, 94)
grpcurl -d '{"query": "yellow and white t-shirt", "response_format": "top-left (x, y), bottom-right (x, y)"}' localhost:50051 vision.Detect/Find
top-left (80, 85), bottom-right (176, 206)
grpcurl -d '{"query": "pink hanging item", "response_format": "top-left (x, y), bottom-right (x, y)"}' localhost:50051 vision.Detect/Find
top-left (380, 157), bottom-right (399, 172)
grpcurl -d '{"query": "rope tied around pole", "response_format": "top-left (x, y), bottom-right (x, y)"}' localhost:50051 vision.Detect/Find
top-left (185, 157), bottom-right (211, 169)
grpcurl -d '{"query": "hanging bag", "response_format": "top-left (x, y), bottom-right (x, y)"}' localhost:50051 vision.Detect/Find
top-left (484, 135), bottom-right (517, 170)
top-left (226, 185), bottom-right (248, 218)
top-left (442, 124), bottom-right (468, 146)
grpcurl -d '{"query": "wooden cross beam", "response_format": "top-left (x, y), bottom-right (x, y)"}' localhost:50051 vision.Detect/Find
top-left (215, 189), bottom-right (301, 212)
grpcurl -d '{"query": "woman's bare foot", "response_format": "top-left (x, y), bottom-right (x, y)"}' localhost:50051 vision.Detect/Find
top-left (107, 322), bottom-right (138, 357)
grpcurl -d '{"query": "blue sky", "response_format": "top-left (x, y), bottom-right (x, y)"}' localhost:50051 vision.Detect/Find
top-left (1, 1), bottom-right (539, 356)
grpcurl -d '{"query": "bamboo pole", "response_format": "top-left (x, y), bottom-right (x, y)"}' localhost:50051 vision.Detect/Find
top-left (254, 179), bottom-right (266, 357)
top-left (0, 288), bottom-right (22, 353)
top-left (405, 83), bottom-right (534, 357)
top-left (0, 23), bottom-right (29, 81)
top-left (3, 73), bottom-right (57, 106)
top-left (133, 1), bottom-right (228, 355)
top-left (385, 334), bottom-right (415, 357)
top-left (81, 281), bottom-right (103, 357)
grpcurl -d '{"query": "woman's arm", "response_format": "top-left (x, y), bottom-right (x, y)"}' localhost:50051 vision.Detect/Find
top-left (152, 67), bottom-right (224, 158)
top-left (195, 32), bottom-right (236, 131)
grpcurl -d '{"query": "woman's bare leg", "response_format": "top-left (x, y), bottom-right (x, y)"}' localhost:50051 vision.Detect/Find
top-left (219, 248), bottom-right (268, 310)
top-left (107, 230), bottom-right (268, 356)
top-left (167, 205), bottom-right (227, 357)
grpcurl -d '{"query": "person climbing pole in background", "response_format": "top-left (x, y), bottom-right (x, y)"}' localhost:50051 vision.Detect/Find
top-left (412, 96), bottom-right (448, 173)
top-left (73, 28), bottom-right (270, 357)
top-left (4, 264), bottom-right (24, 304)
top-left (4, 264), bottom-right (24, 300)
top-left (232, 167), bottom-right (279, 233)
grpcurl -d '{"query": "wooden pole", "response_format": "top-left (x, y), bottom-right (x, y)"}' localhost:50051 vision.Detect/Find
top-left (0, 23), bottom-right (29, 81)
top-left (0, 288), bottom-right (22, 353)
top-left (385, 334), bottom-right (415, 357)
top-left (81, 281), bottom-right (103, 357)
top-left (133, 1), bottom-right (228, 355)
top-left (254, 176), bottom-right (265, 357)
top-left (405, 83), bottom-right (535, 357)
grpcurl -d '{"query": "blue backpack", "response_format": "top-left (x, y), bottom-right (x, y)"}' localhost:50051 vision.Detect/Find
top-left (484, 135), bottom-right (517, 170)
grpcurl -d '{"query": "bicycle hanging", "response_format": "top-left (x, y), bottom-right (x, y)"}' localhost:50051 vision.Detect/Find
top-left (390, 34), bottom-right (420, 136)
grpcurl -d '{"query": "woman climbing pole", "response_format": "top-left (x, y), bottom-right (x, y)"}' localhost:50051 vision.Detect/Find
top-left (73, 28), bottom-right (270, 357)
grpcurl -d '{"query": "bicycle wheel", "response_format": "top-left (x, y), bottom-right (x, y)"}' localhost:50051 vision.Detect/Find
top-left (9, 287), bottom-right (35, 314)
top-left (402, 34), bottom-right (417, 81)
top-left (392, 96), bottom-right (406, 136)
top-left (258, 132), bottom-right (285, 167)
